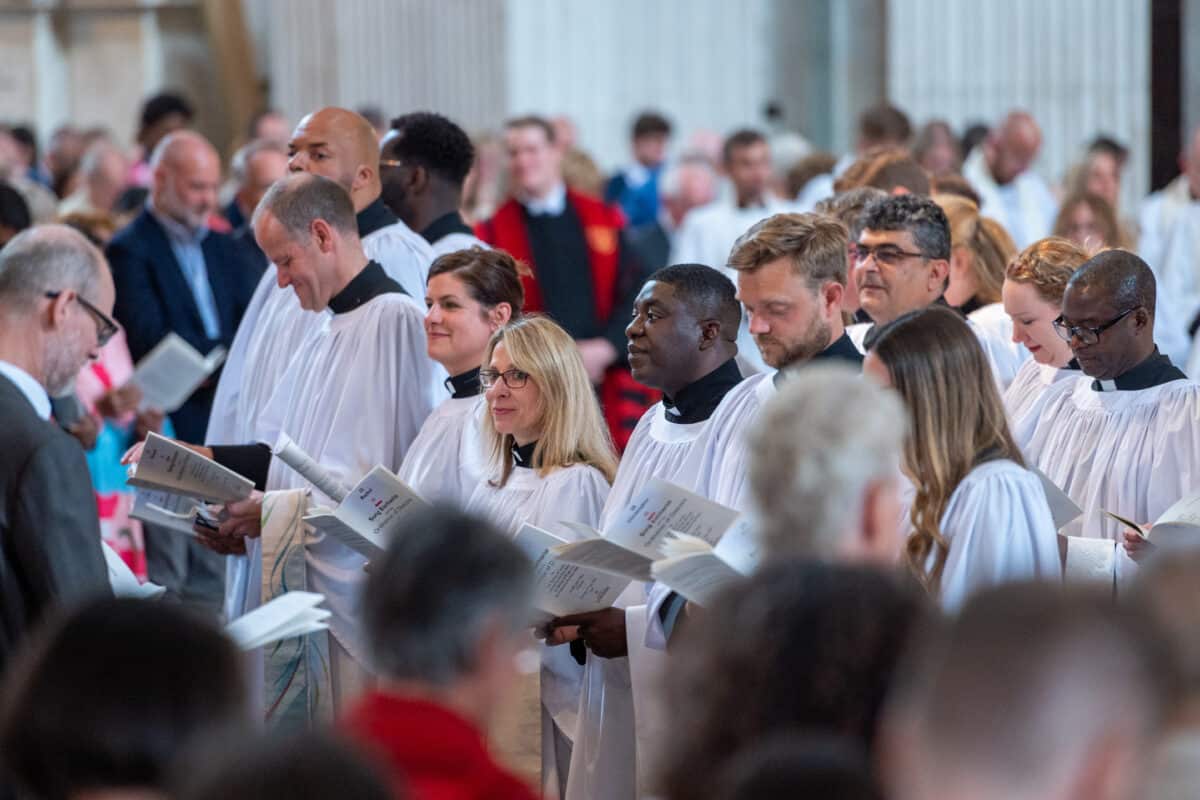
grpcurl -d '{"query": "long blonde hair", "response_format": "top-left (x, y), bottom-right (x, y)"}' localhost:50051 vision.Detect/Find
top-left (481, 315), bottom-right (617, 488)
top-left (870, 306), bottom-right (1024, 596)
top-left (935, 193), bottom-right (1016, 305)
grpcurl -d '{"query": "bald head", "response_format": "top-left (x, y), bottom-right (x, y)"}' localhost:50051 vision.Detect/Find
top-left (1060, 250), bottom-right (1158, 380)
top-left (151, 130), bottom-right (220, 230)
top-left (987, 111), bottom-right (1042, 185)
top-left (287, 107), bottom-right (381, 211)
top-left (1067, 249), bottom-right (1155, 318)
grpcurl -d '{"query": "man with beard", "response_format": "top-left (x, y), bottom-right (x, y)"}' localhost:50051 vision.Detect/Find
top-left (0, 225), bottom-right (113, 672)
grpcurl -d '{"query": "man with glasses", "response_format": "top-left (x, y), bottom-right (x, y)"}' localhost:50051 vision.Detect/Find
top-left (1014, 249), bottom-right (1200, 582)
top-left (0, 225), bottom-right (113, 673)
top-left (850, 193), bottom-right (1025, 388)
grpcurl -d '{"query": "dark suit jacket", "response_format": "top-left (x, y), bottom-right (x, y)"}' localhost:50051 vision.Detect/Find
top-left (107, 209), bottom-right (262, 442)
top-left (0, 374), bottom-right (110, 674)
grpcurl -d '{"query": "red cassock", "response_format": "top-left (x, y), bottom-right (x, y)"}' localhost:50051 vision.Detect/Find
top-left (476, 191), bottom-right (657, 451)
top-left (342, 692), bottom-right (538, 800)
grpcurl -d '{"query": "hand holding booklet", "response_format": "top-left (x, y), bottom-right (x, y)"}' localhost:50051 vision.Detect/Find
top-left (126, 432), bottom-right (254, 505)
top-left (303, 465), bottom-right (429, 559)
top-left (512, 523), bottom-right (632, 625)
top-left (129, 332), bottom-right (227, 413)
top-left (650, 516), bottom-right (761, 607)
top-left (551, 478), bottom-right (744, 582)
top-left (1103, 489), bottom-right (1200, 540)
top-left (224, 591), bottom-right (331, 651)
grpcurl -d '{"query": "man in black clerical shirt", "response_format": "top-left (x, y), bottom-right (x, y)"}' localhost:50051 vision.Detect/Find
top-left (379, 112), bottom-right (485, 255)
top-left (728, 212), bottom-right (863, 375)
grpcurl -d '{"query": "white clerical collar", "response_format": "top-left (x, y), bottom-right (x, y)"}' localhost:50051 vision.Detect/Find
top-left (521, 183), bottom-right (568, 216)
top-left (0, 360), bottom-right (51, 420)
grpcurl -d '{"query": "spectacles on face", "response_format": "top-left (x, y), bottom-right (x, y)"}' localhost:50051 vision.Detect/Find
top-left (1052, 307), bottom-right (1137, 346)
top-left (854, 243), bottom-right (927, 267)
top-left (480, 368), bottom-right (530, 390)
top-left (45, 291), bottom-right (117, 347)
top-left (378, 159), bottom-right (405, 170)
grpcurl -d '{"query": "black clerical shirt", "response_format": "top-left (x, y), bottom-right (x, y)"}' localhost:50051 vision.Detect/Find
top-left (209, 260), bottom-right (401, 489)
top-left (772, 332), bottom-right (864, 388)
top-left (661, 359), bottom-right (743, 425)
top-left (512, 440), bottom-right (538, 469)
top-left (1090, 348), bottom-right (1185, 392)
top-left (357, 196), bottom-right (398, 238)
top-left (420, 212), bottom-right (474, 245)
top-left (445, 367), bottom-right (482, 400)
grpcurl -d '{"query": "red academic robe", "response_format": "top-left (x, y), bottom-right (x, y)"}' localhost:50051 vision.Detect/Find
top-left (476, 191), bottom-right (657, 451)
top-left (342, 692), bottom-right (538, 800)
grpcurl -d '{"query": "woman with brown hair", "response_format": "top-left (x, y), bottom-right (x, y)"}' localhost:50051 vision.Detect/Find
top-left (1053, 190), bottom-right (1127, 250)
top-left (1000, 237), bottom-right (1090, 433)
top-left (863, 305), bottom-right (1060, 609)
top-left (398, 246), bottom-right (525, 503)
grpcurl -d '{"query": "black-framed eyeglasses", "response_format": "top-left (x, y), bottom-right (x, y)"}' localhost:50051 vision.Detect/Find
top-left (854, 243), bottom-right (928, 267)
top-left (45, 290), bottom-right (117, 347)
top-left (1052, 307), bottom-right (1137, 346)
top-left (480, 368), bottom-right (530, 390)
top-left (378, 158), bottom-right (406, 170)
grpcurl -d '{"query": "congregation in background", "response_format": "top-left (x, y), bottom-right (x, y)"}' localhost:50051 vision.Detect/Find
top-left (3, 86), bottom-right (1200, 800)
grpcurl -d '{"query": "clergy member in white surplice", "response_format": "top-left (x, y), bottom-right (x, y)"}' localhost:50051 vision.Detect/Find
top-left (200, 174), bottom-right (438, 713)
top-left (206, 106), bottom-right (435, 446)
top-left (542, 264), bottom-right (743, 800)
top-left (1014, 250), bottom-right (1200, 584)
top-left (961, 111), bottom-right (1057, 250)
top-left (1140, 125), bottom-right (1200, 371)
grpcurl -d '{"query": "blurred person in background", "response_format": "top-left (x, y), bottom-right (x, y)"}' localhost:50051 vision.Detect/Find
top-left (0, 182), bottom-right (30, 249)
top-left (605, 110), bottom-right (673, 227)
top-left (626, 154), bottom-right (717, 273)
top-left (1053, 191), bottom-right (1126, 250)
top-left (129, 91), bottom-right (194, 187)
top-left (798, 103), bottom-right (913, 209)
top-left (913, 119), bottom-right (962, 177)
top-left (962, 110), bottom-right (1057, 248)
top-left (58, 140), bottom-right (129, 218)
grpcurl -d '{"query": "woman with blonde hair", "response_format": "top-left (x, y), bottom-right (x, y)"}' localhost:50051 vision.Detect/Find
top-left (935, 193), bottom-right (1028, 386)
top-left (398, 247), bottom-right (525, 504)
top-left (1000, 237), bottom-right (1089, 434)
top-left (863, 306), bottom-right (1059, 609)
top-left (465, 314), bottom-right (616, 796)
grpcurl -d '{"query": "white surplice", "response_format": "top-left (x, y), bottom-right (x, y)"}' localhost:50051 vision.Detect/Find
top-left (466, 463), bottom-right (610, 797)
top-left (397, 394), bottom-right (487, 506)
top-left (962, 148), bottom-right (1057, 249)
top-left (913, 458), bottom-right (1061, 611)
top-left (566, 405), bottom-right (715, 800)
top-left (1013, 374), bottom-right (1200, 584)
top-left (1140, 178), bottom-right (1200, 370)
top-left (224, 291), bottom-right (442, 692)
top-left (1003, 359), bottom-right (1077, 434)
top-left (429, 231), bottom-right (489, 258)
top-left (206, 219), bottom-right (434, 446)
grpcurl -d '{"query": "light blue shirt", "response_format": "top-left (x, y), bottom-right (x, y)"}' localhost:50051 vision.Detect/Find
top-left (0, 360), bottom-right (51, 420)
top-left (149, 201), bottom-right (221, 340)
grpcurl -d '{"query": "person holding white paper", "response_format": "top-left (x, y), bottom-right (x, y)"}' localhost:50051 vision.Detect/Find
top-left (398, 247), bottom-right (525, 504)
top-left (125, 174), bottom-right (441, 719)
top-left (465, 316), bottom-right (616, 798)
top-left (206, 107), bottom-right (436, 447)
top-left (543, 263), bottom-right (743, 800)
top-left (864, 305), bottom-right (1060, 610)
top-left (1013, 250), bottom-right (1200, 582)
top-left (1001, 237), bottom-right (1088, 434)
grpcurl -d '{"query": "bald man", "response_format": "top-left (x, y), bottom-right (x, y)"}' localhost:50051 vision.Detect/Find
top-left (1012, 250), bottom-right (1200, 587)
top-left (961, 110), bottom-right (1057, 248)
top-left (108, 130), bottom-right (262, 605)
top-left (1142, 124), bottom-right (1200, 371)
top-left (206, 107), bottom-right (437, 448)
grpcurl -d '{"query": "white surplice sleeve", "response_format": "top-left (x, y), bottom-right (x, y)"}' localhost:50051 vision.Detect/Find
top-left (936, 459), bottom-right (1061, 611)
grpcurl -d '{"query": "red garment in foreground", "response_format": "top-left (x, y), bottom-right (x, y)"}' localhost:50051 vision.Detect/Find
top-left (477, 192), bottom-right (657, 451)
top-left (342, 691), bottom-right (538, 800)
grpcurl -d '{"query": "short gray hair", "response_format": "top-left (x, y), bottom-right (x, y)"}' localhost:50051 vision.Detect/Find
top-left (229, 138), bottom-right (286, 185)
top-left (748, 363), bottom-right (907, 559)
top-left (658, 154), bottom-right (715, 200)
top-left (251, 173), bottom-right (357, 239)
top-left (0, 224), bottom-right (104, 309)
top-left (362, 506), bottom-right (533, 685)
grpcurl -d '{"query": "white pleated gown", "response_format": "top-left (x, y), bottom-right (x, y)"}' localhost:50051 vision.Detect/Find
top-left (914, 459), bottom-right (1062, 611)
top-left (224, 290), bottom-right (442, 694)
top-left (397, 393), bottom-right (487, 506)
top-left (466, 463), bottom-right (610, 797)
top-left (1013, 374), bottom-right (1200, 584)
top-left (566, 404), bottom-right (718, 800)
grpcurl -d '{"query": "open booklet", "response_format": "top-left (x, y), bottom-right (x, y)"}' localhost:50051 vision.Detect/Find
top-left (224, 591), bottom-right (331, 651)
top-left (512, 523), bottom-right (632, 625)
top-left (126, 431), bottom-right (254, 505)
top-left (103, 541), bottom-right (167, 600)
top-left (551, 478), bottom-right (744, 582)
top-left (302, 465), bottom-right (429, 560)
top-left (1103, 489), bottom-right (1200, 540)
top-left (130, 332), bottom-right (227, 413)
top-left (650, 517), bottom-right (761, 607)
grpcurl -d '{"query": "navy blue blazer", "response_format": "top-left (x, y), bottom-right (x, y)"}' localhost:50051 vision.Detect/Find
top-left (107, 209), bottom-right (263, 443)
